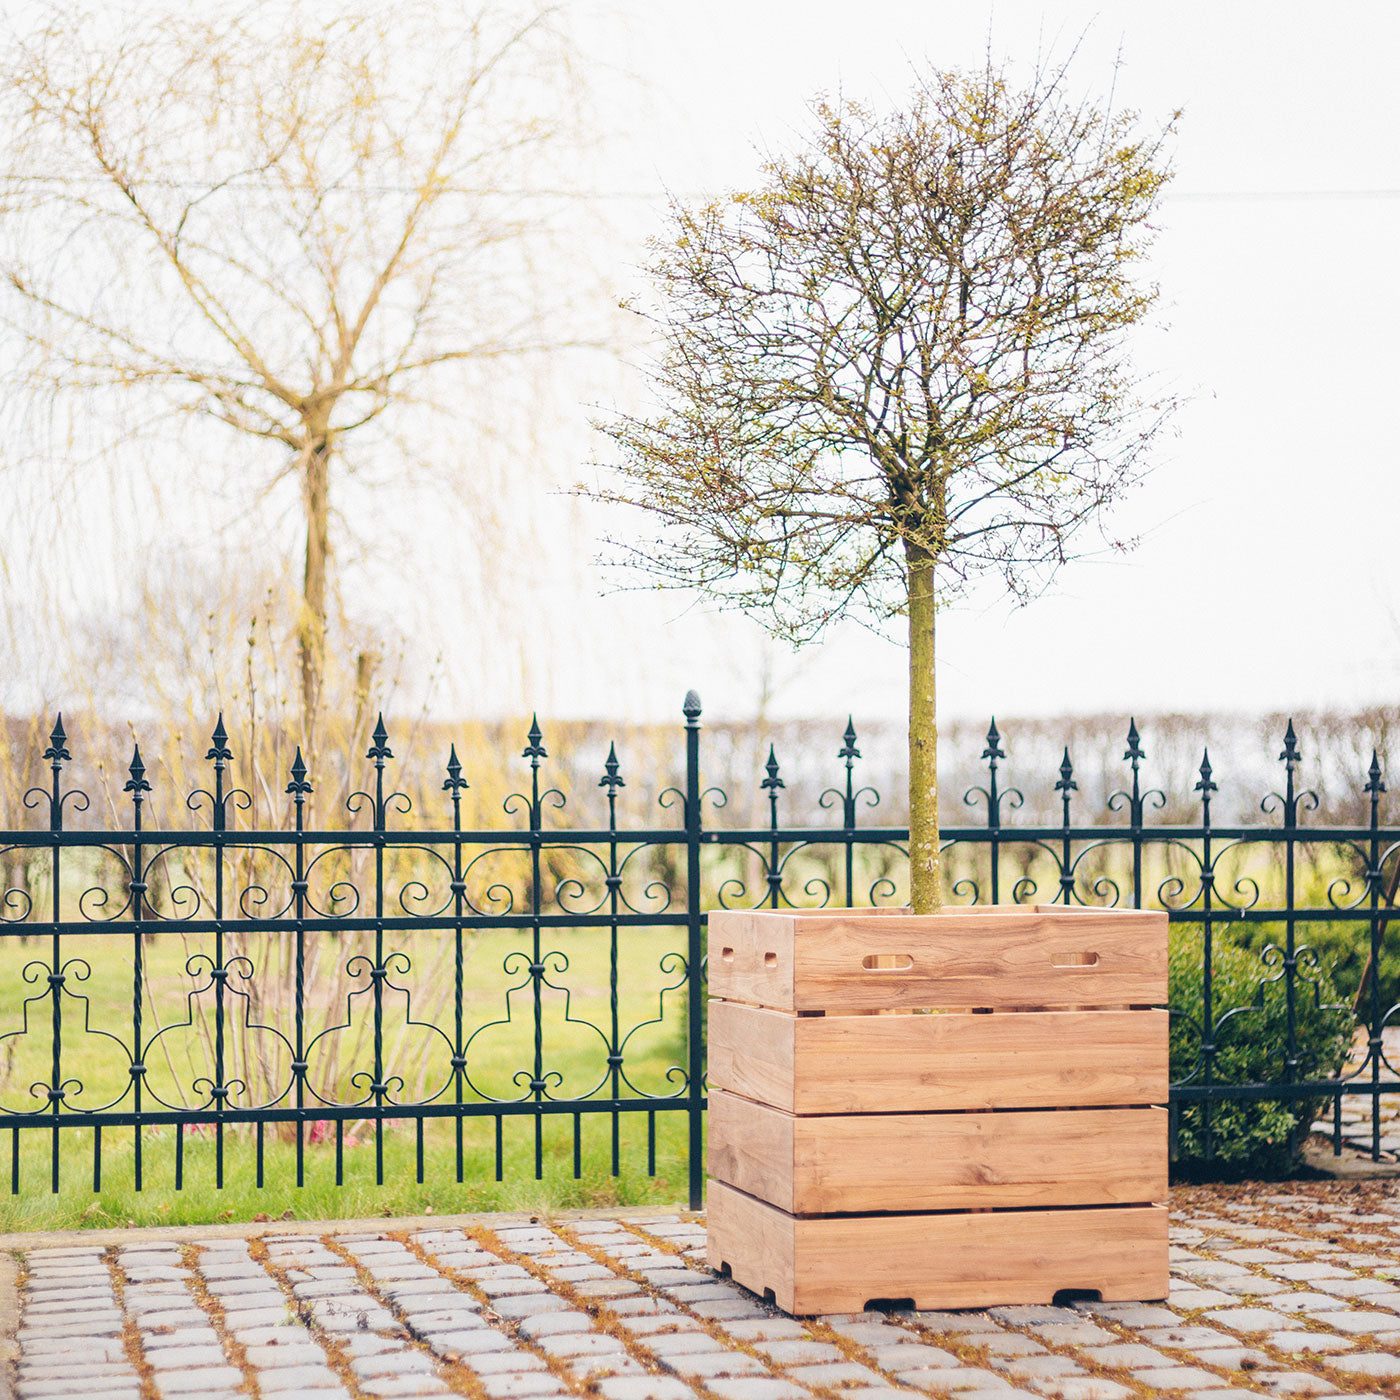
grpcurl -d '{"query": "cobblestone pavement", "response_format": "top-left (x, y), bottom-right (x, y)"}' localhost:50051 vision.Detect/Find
top-left (3, 1183), bottom-right (1400, 1400)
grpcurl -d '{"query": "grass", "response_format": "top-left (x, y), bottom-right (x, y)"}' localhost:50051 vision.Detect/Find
top-left (0, 918), bottom-right (699, 1230)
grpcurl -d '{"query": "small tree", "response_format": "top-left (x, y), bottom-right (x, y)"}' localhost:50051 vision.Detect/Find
top-left (590, 60), bottom-right (1176, 913)
top-left (0, 0), bottom-right (593, 734)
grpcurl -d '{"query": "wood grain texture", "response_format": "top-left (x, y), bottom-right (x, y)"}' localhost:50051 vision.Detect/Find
top-left (707, 1180), bottom-right (1170, 1314)
top-left (708, 1091), bottom-right (1166, 1213)
top-left (707, 907), bottom-right (1166, 1012)
top-left (707, 1001), bottom-right (1168, 1113)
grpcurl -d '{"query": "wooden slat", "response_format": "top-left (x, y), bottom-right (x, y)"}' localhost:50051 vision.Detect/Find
top-left (709, 1090), bottom-right (1166, 1214)
top-left (708, 908), bottom-right (1166, 1012)
top-left (708, 1180), bottom-right (1169, 1315)
top-left (708, 1000), bottom-right (1168, 1113)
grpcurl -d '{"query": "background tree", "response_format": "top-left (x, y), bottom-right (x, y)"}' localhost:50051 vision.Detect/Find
top-left (0, 0), bottom-right (596, 735)
top-left (589, 59), bottom-right (1177, 913)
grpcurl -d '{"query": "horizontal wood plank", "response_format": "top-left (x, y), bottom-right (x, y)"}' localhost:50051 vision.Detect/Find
top-left (707, 907), bottom-right (1166, 1012)
top-left (707, 1180), bottom-right (1169, 1314)
top-left (708, 1091), bottom-right (1167, 1213)
top-left (708, 1001), bottom-right (1168, 1113)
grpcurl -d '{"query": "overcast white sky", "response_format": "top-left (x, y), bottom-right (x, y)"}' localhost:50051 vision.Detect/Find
top-left (533, 0), bottom-right (1400, 725)
top-left (4, 0), bottom-right (1398, 729)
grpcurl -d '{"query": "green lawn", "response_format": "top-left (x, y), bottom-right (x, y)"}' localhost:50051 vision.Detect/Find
top-left (0, 919), bottom-right (699, 1230)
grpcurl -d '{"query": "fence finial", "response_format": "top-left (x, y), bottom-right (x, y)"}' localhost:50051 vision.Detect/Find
top-left (44, 714), bottom-right (69, 764)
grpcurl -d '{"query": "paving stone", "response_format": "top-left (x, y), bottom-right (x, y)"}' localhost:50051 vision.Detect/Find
top-left (357, 1379), bottom-right (451, 1398)
top-left (1021, 1382), bottom-right (1132, 1400)
top-left (1002, 1357), bottom-right (1083, 1380)
top-left (1248, 1376), bottom-right (1338, 1396)
top-left (752, 1340), bottom-right (844, 1365)
top-left (17, 1362), bottom-right (138, 1383)
top-left (537, 1333), bottom-right (628, 1359)
top-left (570, 1355), bottom-right (649, 1380)
top-left (245, 1342), bottom-right (328, 1366)
top-left (1077, 1344), bottom-right (1173, 1369)
top-left (784, 1361), bottom-right (887, 1388)
top-left (257, 1368), bottom-right (348, 1392)
top-left (1267, 1293), bottom-right (1349, 1313)
top-left (965, 1335), bottom-right (1047, 1358)
top-left (152, 1366), bottom-right (246, 1394)
top-left (492, 1293), bottom-right (571, 1319)
top-left (1023, 1322), bottom-right (1114, 1346)
top-left (596, 1379), bottom-right (701, 1400)
top-left (615, 1315), bottom-right (708, 1336)
top-left (722, 1321), bottom-right (812, 1344)
top-left (1138, 1326), bottom-right (1236, 1350)
top-left (515, 1310), bottom-right (595, 1339)
top-left (908, 1313), bottom-right (1020, 1333)
top-left (1318, 1308), bottom-right (1400, 1333)
top-left (21, 1337), bottom-right (126, 1362)
top-left (146, 1342), bottom-right (234, 1369)
top-left (1185, 1391), bottom-right (1272, 1400)
top-left (1263, 1331), bottom-right (1355, 1354)
top-left (895, 1367), bottom-right (1015, 1393)
top-left (868, 1343), bottom-right (959, 1369)
top-left (468, 1353), bottom-right (550, 1375)
top-left (610, 1296), bottom-right (679, 1315)
top-left (572, 1279), bottom-right (642, 1298)
top-left (645, 1332), bottom-right (727, 1356)
top-left (1130, 1366), bottom-right (1230, 1389)
top-left (419, 1329), bottom-right (517, 1356)
top-left (18, 1378), bottom-right (140, 1400)
top-left (689, 1299), bottom-right (772, 1320)
top-left (1201, 1306), bottom-right (1293, 1333)
top-left (1190, 1346), bottom-right (1272, 1368)
top-left (663, 1350), bottom-right (770, 1379)
top-left (478, 1374), bottom-right (569, 1398)
top-left (1327, 1352), bottom-right (1400, 1379)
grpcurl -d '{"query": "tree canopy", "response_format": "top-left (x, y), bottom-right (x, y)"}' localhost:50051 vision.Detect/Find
top-left (592, 60), bottom-right (1176, 910)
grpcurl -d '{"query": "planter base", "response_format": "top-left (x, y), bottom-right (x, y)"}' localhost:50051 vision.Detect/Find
top-left (708, 1179), bottom-right (1170, 1316)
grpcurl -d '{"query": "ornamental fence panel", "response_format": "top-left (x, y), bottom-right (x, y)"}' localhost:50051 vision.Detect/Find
top-left (0, 691), bottom-right (1396, 1209)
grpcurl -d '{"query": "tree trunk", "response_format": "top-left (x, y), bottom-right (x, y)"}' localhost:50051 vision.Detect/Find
top-left (299, 440), bottom-right (331, 736)
top-left (906, 537), bottom-right (941, 913)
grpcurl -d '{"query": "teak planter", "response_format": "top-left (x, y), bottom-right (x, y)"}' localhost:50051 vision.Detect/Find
top-left (705, 904), bottom-right (1170, 1315)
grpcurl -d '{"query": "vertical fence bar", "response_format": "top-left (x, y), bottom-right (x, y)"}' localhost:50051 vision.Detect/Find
top-left (1280, 722), bottom-right (1300, 1082)
top-left (125, 745), bottom-right (151, 1192)
top-left (1197, 750), bottom-right (1218, 1162)
top-left (1365, 751), bottom-right (1385, 1160)
top-left (763, 746), bottom-right (783, 908)
top-left (839, 721), bottom-right (858, 907)
top-left (1056, 749), bottom-right (1076, 904)
top-left (288, 748), bottom-right (311, 1189)
top-left (445, 746), bottom-right (468, 1185)
top-left (523, 717), bottom-right (547, 1180)
top-left (209, 717), bottom-right (230, 1189)
top-left (983, 721), bottom-right (1003, 906)
top-left (601, 744), bottom-right (624, 1177)
top-left (1125, 722), bottom-right (1144, 909)
top-left (44, 719), bottom-right (68, 1194)
top-left (684, 691), bottom-right (705, 1211)
top-left (368, 716), bottom-right (391, 1186)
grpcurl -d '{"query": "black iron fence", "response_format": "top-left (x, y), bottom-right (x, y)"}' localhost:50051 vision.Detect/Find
top-left (0, 692), bottom-right (1397, 1209)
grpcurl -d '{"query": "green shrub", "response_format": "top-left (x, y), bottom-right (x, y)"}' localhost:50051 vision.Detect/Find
top-left (1169, 929), bottom-right (1354, 1177)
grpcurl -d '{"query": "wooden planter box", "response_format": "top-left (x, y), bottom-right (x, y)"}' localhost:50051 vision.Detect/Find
top-left (706, 905), bottom-right (1170, 1315)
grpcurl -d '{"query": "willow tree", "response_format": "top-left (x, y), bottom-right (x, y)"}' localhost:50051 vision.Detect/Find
top-left (0, 1), bottom-right (590, 732)
top-left (592, 61), bottom-right (1176, 913)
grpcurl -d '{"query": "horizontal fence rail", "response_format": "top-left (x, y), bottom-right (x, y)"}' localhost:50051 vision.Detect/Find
top-left (0, 693), bottom-right (1397, 1208)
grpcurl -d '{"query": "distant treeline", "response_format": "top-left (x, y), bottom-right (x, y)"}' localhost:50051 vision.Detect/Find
top-left (2, 704), bottom-right (1395, 834)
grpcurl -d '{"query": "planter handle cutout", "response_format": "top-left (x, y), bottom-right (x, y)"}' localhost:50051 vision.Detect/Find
top-left (1050, 951), bottom-right (1099, 968)
top-left (861, 953), bottom-right (914, 970)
